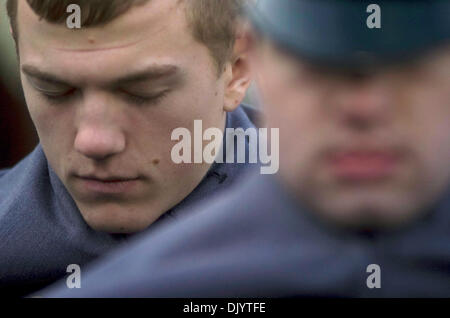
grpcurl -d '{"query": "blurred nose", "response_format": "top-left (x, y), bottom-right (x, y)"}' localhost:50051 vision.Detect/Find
top-left (74, 94), bottom-right (126, 160)
top-left (334, 75), bottom-right (392, 131)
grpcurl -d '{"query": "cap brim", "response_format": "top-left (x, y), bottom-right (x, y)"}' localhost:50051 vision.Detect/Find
top-left (246, 0), bottom-right (450, 69)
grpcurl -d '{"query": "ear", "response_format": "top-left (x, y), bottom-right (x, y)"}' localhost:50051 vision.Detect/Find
top-left (223, 29), bottom-right (252, 112)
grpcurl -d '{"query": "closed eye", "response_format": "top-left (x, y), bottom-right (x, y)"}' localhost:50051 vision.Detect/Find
top-left (39, 88), bottom-right (76, 98)
top-left (121, 90), bottom-right (170, 106)
top-left (27, 75), bottom-right (75, 98)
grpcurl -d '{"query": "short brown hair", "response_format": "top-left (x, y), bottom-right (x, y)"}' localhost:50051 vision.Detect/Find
top-left (6, 0), bottom-right (243, 73)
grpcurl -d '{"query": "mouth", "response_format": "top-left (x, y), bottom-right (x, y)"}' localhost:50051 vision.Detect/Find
top-left (74, 174), bottom-right (142, 194)
top-left (326, 149), bottom-right (403, 182)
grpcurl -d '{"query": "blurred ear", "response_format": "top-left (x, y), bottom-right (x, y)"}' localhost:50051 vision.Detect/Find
top-left (245, 24), bottom-right (264, 86)
top-left (223, 28), bottom-right (252, 112)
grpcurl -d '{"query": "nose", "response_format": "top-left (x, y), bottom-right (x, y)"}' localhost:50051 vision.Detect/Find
top-left (74, 124), bottom-right (126, 160)
top-left (74, 91), bottom-right (126, 160)
top-left (334, 75), bottom-right (392, 131)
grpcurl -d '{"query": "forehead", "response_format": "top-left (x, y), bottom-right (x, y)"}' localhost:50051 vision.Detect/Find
top-left (16, 0), bottom-right (198, 66)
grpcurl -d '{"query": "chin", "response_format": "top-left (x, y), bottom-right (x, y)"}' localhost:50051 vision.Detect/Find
top-left (79, 205), bottom-right (161, 234)
top-left (306, 191), bottom-right (427, 230)
top-left (87, 220), bottom-right (149, 234)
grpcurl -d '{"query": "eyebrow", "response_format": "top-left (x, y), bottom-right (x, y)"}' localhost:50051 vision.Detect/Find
top-left (21, 64), bottom-right (182, 87)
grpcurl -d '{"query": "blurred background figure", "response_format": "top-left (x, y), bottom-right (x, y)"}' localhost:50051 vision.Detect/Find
top-left (42, 0), bottom-right (450, 298)
top-left (0, 0), bottom-right (37, 168)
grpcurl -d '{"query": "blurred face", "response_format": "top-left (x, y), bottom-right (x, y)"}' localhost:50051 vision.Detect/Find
top-left (250, 39), bottom-right (450, 229)
top-left (17, 0), bottom-right (242, 233)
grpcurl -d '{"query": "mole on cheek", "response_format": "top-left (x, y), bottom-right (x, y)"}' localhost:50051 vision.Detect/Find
top-left (152, 159), bottom-right (160, 165)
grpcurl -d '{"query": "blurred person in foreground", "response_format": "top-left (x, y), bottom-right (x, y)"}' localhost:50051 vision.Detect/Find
top-left (43, 0), bottom-right (450, 297)
top-left (0, 0), bottom-right (255, 296)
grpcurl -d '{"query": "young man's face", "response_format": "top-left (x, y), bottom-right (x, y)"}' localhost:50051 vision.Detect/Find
top-left (17, 0), bottom-right (240, 233)
top-left (250, 40), bottom-right (450, 229)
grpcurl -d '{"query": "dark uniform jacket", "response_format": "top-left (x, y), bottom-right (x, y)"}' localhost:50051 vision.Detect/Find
top-left (42, 172), bottom-right (450, 297)
top-left (0, 105), bottom-right (258, 297)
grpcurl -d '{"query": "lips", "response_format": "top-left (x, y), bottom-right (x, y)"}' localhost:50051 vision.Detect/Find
top-left (80, 175), bottom-right (139, 182)
top-left (75, 175), bottom-right (141, 194)
top-left (327, 150), bottom-right (400, 181)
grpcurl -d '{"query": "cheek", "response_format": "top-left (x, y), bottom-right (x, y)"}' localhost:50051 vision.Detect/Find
top-left (21, 79), bottom-right (56, 139)
top-left (139, 84), bottom-right (223, 135)
top-left (179, 81), bottom-right (225, 141)
top-left (262, 89), bottom-right (326, 181)
top-left (257, 55), bottom-right (325, 129)
top-left (21, 79), bottom-right (75, 164)
top-left (401, 76), bottom-right (450, 164)
top-left (21, 78), bottom-right (42, 125)
top-left (412, 103), bottom-right (450, 182)
top-left (129, 80), bottom-right (225, 163)
top-left (257, 69), bottom-right (325, 158)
